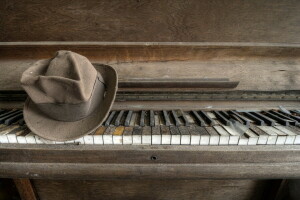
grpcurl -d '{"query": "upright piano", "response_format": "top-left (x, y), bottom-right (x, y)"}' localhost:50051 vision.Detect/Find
top-left (0, 1), bottom-right (299, 200)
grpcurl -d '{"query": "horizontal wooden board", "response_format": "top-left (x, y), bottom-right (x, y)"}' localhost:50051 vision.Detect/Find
top-left (1, 145), bottom-right (300, 179)
top-left (32, 179), bottom-right (269, 200)
top-left (1, 0), bottom-right (299, 43)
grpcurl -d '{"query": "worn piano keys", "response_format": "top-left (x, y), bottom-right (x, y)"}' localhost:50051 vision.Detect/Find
top-left (0, 108), bottom-right (299, 145)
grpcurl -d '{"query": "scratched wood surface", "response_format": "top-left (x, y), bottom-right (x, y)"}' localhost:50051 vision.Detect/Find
top-left (1, 0), bottom-right (300, 43)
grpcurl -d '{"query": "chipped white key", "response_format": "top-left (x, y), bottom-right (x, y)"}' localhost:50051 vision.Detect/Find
top-left (142, 126), bottom-right (152, 145)
top-left (123, 127), bottom-right (133, 145)
top-left (74, 137), bottom-right (85, 145)
top-left (161, 126), bottom-right (171, 145)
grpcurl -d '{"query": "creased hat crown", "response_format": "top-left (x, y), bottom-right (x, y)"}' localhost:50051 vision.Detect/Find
top-left (21, 50), bottom-right (102, 104)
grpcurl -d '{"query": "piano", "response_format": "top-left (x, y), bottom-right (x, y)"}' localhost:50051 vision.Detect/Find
top-left (0, 1), bottom-right (300, 200)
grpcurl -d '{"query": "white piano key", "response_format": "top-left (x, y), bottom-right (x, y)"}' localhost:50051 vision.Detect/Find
top-left (83, 135), bottom-right (94, 144)
top-left (179, 126), bottom-right (190, 145)
top-left (189, 126), bottom-right (200, 145)
top-left (132, 127), bottom-right (142, 145)
top-left (103, 127), bottom-right (114, 145)
top-left (25, 133), bottom-right (37, 144)
top-left (0, 135), bottom-right (9, 143)
top-left (0, 125), bottom-right (19, 135)
top-left (206, 112), bottom-right (216, 119)
top-left (206, 127), bottom-right (219, 145)
top-left (238, 135), bottom-right (248, 145)
top-left (113, 127), bottom-right (124, 145)
top-left (103, 135), bottom-right (113, 144)
top-left (161, 126), bottom-right (171, 145)
top-left (130, 113), bottom-right (137, 126)
top-left (113, 135), bottom-right (123, 145)
top-left (17, 136), bottom-right (27, 144)
top-left (274, 126), bottom-right (296, 145)
top-left (222, 126), bottom-right (239, 145)
top-left (142, 126), bottom-right (152, 145)
top-left (55, 141), bottom-right (65, 144)
top-left (94, 135), bottom-right (103, 144)
top-left (6, 134), bottom-right (17, 143)
top-left (154, 115), bottom-right (160, 127)
top-left (74, 137), bottom-right (85, 144)
top-left (214, 126), bottom-right (229, 145)
top-left (170, 131), bottom-right (181, 145)
top-left (151, 126), bottom-right (161, 145)
top-left (185, 114), bottom-right (195, 124)
top-left (258, 126), bottom-right (277, 145)
top-left (123, 127), bottom-right (133, 145)
top-left (245, 129), bottom-right (258, 145)
top-left (64, 140), bottom-right (76, 144)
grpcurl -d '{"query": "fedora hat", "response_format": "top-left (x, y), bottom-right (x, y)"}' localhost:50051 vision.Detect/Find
top-left (21, 50), bottom-right (118, 141)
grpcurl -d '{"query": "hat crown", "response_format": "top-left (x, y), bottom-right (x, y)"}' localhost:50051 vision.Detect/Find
top-left (21, 51), bottom-right (101, 104)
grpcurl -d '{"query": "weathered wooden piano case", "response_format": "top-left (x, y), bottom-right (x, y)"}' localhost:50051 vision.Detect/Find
top-left (0, 1), bottom-right (300, 200)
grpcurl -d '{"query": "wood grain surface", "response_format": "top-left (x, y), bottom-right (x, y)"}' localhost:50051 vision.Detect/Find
top-left (13, 179), bottom-right (38, 200)
top-left (1, 0), bottom-right (300, 43)
top-left (32, 179), bottom-right (269, 200)
top-left (1, 145), bottom-right (300, 179)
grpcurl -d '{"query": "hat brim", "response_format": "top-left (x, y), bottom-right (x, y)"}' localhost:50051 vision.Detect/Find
top-left (23, 64), bottom-right (118, 141)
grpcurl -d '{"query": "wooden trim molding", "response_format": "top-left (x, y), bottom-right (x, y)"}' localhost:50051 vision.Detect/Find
top-left (1, 145), bottom-right (300, 180)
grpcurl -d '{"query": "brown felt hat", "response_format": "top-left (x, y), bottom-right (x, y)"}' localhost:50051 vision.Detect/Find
top-left (21, 50), bottom-right (118, 141)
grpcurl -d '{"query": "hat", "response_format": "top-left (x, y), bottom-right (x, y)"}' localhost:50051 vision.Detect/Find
top-left (21, 50), bottom-right (118, 141)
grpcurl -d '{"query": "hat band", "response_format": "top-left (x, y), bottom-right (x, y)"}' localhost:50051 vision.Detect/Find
top-left (35, 76), bottom-right (105, 122)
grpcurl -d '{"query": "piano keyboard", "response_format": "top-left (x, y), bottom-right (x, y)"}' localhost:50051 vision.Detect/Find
top-left (0, 108), bottom-right (299, 145)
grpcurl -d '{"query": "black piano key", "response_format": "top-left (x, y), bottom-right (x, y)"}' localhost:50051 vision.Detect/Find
top-left (114, 110), bottom-right (124, 126)
top-left (0, 109), bottom-right (8, 115)
top-left (263, 111), bottom-right (290, 126)
top-left (243, 112), bottom-right (265, 126)
top-left (0, 110), bottom-right (22, 123)
top-left (124, 111), bottom-right (133, 127)
top-left (278, 111), bottom-right (300, 122)
top-left (150, 110), bottom-right (155, 127)
top-left (4, 113), bottom-right (23, 125)
top-left (191, 111), bottom-right (206, 126)
top-left (228, 110), bottom-right (250, 126)
top-left (18, 119), bottom-right (25, 126)
top-left (105, 111), bottom-right (116, 126)
top-left (292, 110), bottom-right (300, 115)
top-left (198, 111), bottom-right (215, 126)
top-left (213, 111), bottom-right (232, 126)
top-left (163, 110), bottom-right (171, 126)
top-left (250, 112), bottom-right (276, 126)
top-left (140, 110), bottom-right (145, 127)
top-left (0, 110), bottom-right (21, 118)
top-left (270, 110), bottom-right (298, 126)
top-left (219, 111), bottom-right (230, 119)
top-left (180, 110), bottom-right (189, 126)
top-left (171, 110), bottom-right (181, 126)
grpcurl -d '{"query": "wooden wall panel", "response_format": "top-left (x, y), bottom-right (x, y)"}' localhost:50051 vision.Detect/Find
top-left (1, 0), bottom-right (300, 43)
top-left (32, 179), bottom-right (269, 200)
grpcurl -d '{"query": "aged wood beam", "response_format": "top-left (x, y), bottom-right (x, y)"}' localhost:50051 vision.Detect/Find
top-left (1, 145), bottom-right (300, 180)
top-left (13, 178), bottom-right (38, 200)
